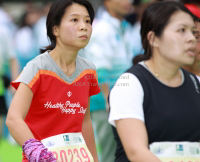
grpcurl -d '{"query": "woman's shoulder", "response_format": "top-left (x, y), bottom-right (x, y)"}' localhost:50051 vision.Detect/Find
top-left (77, 55), bottom-right (96, 70)
top-left (25, 51), bottom-right (50, 70)
top-left (126, 63), bottom-right (146, 75)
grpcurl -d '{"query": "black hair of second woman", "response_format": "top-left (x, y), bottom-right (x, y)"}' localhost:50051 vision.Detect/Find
top-left (40, 0), bottom-right (95, 54)
top-left (133, 1), bottom-right (195, 65)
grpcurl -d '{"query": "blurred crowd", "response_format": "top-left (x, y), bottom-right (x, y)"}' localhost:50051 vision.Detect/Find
top-left (0, 0), bottom-right (199, 162)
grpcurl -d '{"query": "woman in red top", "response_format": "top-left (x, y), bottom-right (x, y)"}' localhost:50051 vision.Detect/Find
top-left (6, 0), bottom-right (100, 161)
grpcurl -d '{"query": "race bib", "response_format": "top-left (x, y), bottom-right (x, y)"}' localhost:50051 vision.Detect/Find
top-left (150, 142), bottom-right (200, 162)
top-left (41, 133), bottom-right (94, 162)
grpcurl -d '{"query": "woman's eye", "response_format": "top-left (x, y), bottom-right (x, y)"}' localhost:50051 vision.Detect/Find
top-left (192, 30), bottom-right (196, 35)
top-left (193, 31), bottom-right (199, 39)
top-left (72, 19), bottom-right (78, 22)
top-left (86, 20), bottom-right (91, 24)
top-left (179, 29), bottom-right (185, 32)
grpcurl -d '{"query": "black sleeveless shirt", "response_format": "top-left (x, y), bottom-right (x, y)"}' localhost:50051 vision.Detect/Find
top-left (111, 64), bottom-right (200, 162)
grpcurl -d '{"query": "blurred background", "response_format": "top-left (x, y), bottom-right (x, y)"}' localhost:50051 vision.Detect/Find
top-left (0, 0), bottom-right (197, 161)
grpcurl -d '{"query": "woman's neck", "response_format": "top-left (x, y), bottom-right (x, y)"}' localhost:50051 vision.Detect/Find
top-left (145, 56), bottom-right (182, 87)
top-left (49, 44), bottom-right (79, 77)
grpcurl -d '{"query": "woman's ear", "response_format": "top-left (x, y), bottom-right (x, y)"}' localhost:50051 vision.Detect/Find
top-left (147, 31), bottom-right (159, 47)
top-left (52, 26), bottom-right (59, 37)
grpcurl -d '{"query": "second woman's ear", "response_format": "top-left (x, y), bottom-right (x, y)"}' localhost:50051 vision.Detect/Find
top-left (147, 31), bottom-right (159, 48)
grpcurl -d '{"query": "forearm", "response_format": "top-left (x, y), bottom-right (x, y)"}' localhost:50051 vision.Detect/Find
top-left (100, 83), bottom-right (110, 110)
top-left (127, 147), bottom-right (161, 162)
top-left (82, 120), bottom-right (99, 162)
top-left (6, 118), bottom-right (34, 146)
top-left (116, 119), bottom-right (161, 162)
top-left (97, 69), bottom-right (110, 101)
top-left (100, 83), bottom-right (109, 99)
top-left (6, 118), bottom-right (59, 162)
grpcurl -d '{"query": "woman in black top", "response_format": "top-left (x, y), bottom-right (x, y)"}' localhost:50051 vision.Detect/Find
top-left (108, 1), bottom-right (200, 162)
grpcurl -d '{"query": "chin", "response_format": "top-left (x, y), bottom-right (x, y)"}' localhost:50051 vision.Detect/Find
top-left (78, 44), bottom-right (88, 49)
top-left (184, 59), bottom-right (195, 66)
top-left (73, 43), bottom-right (88, 50)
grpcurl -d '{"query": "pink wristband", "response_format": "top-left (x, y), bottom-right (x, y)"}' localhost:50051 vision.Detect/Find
top-left (22, 139), bottom-right (56, 162)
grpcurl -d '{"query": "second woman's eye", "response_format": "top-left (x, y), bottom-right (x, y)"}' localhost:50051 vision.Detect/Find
top-left (179, 28), bottom-right (185, 33)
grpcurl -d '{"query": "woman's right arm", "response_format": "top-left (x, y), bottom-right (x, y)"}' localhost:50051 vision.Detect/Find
top-left (116, 118), bottom-right (161, 162)
top-left (6, 82), bottom-right (35, 146)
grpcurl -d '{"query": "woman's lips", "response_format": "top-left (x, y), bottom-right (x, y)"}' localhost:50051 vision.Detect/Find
top-left (186, 50), bottom-right (195, 56)
top-left (79, 35), bottom-right (88, 40)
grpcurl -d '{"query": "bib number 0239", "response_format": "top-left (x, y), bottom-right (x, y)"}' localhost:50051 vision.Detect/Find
top-left (52, 147), bottom-right (90, 162)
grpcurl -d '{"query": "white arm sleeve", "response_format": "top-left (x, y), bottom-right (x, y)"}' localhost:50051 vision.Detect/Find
top-left (108, 73), bottom-right (144, 127)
